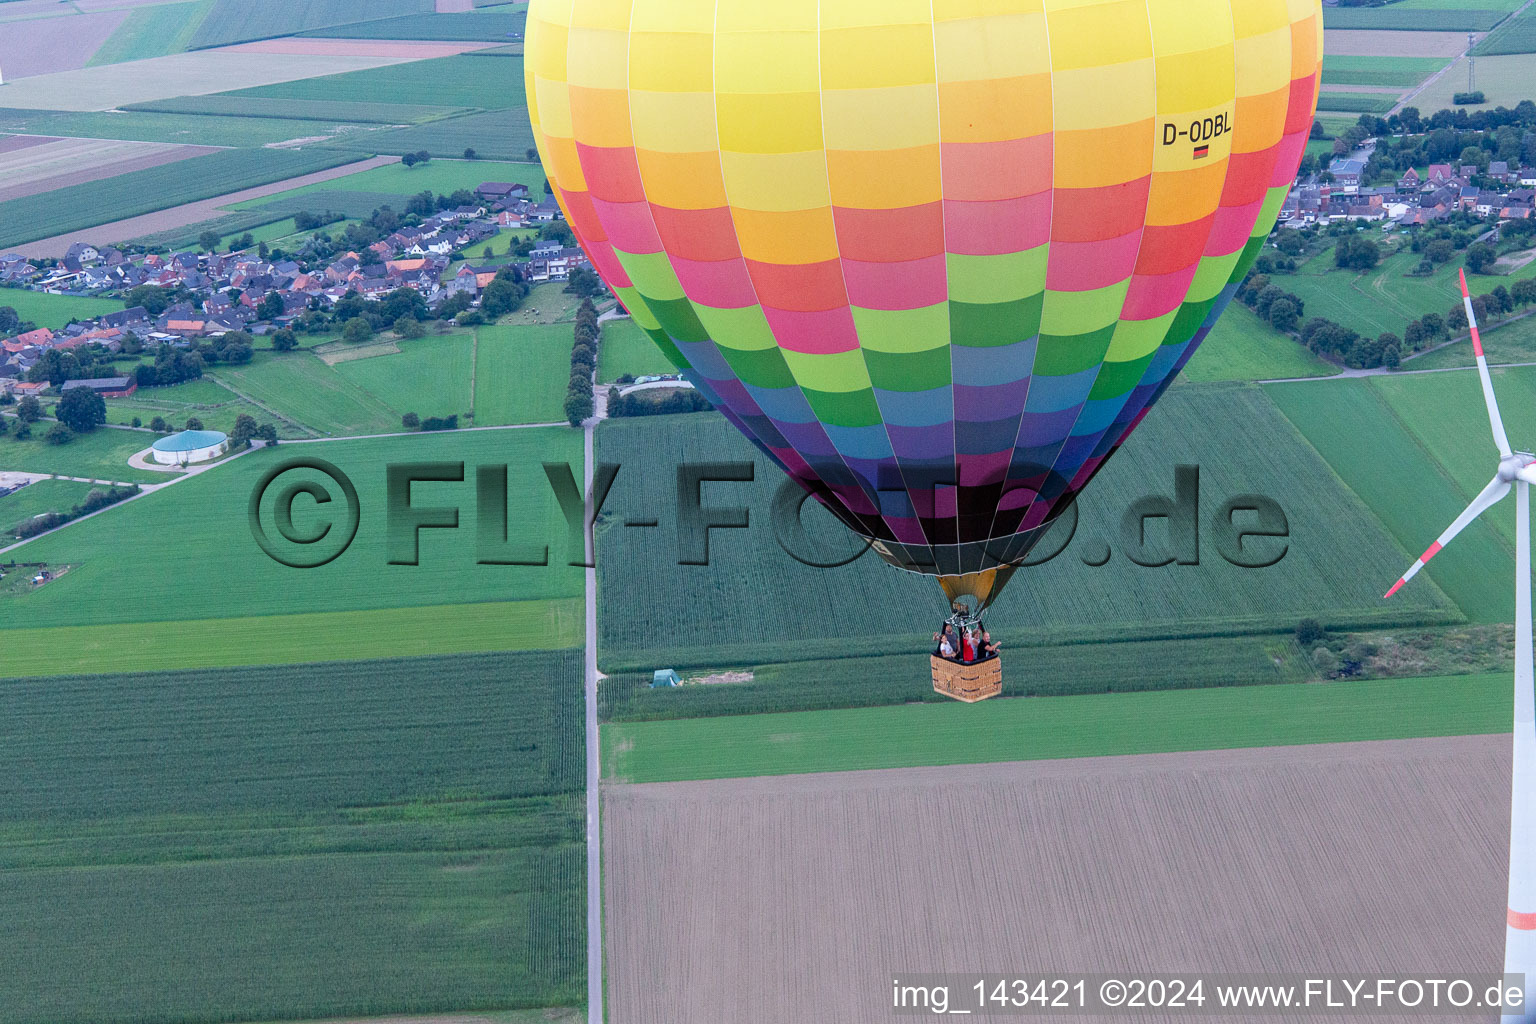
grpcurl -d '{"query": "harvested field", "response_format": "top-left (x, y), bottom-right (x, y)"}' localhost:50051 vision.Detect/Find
top-left (438, 0), bottom-right (476, 9)
top-left (7, 154), bottom-right (395, 259)
top-left (0, 50), bottom-right (426, 112)
top-left (0, 9), bottom-right (125, 79)
top-left (0, 134), bottom-right (57, 155)
top-left (221, 38), bottom-right (502, 58)
top-left (603, 735), bottom-right (1508, 1024)
top-left (1414, 52), bottom-right (1536, 111)
top-left (0, 137), bottom-right (220, 203)
top-left (1324, 29), bottom-right (1478, 57)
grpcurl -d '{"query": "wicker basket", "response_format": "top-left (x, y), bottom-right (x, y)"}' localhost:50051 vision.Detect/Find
top-left (930, 654), bottom-right (1002, 703)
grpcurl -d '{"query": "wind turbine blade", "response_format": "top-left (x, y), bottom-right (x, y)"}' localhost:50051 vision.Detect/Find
top-left (1462, 267), bottom-right (1514, 458)
top-left (1385, 474), bottom-right (1511, 597)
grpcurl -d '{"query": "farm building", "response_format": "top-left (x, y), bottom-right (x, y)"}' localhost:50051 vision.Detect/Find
top-left (61, 377), bottom-right (136, 398)
top-left (150, 429), bottom-right (228, 466)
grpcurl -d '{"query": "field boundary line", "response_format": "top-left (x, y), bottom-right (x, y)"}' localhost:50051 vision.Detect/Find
top-left (207, 373), bottom-right (321, 437)
top-left (583, 411), bottom-right (605, 1024)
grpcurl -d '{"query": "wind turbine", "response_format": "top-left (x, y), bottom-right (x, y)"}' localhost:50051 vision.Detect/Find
top-left (1386, 269), bottom-right (1536, 1021)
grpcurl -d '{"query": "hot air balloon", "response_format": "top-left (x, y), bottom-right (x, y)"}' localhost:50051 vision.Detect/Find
top-left (527, 0), bottom-right (1322, 699)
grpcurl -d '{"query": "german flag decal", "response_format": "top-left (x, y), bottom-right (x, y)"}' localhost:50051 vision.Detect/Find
top-left (1193, 145), bottom-right (1210, 159)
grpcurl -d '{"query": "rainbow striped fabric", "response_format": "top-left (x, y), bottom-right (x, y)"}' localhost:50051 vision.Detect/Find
top-left (527, 0), bottom-right (1322, 579)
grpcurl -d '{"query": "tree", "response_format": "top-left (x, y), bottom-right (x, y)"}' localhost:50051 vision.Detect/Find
top-left (481, 277), bottom-right (528, 317)
top-left (185, 417), bottom-right (203, 431)
top-left (124, 285), bottom-right (176, 316)
top-left (255, 423), bottom-right (278, 443)
top-left (0, 306), bottom-right (21, 335)
top-left (1421, 312), bottom-right (1445, 338)
top-left (12, 422), bottom-right (29, 441)
top-left (402, 412), bottom-right (420, 429)
top-left (564, 392), bottom-right (593, 427)
top-left (563, 266), bottom-right (605, 297)
top-left (199, 229), bottom-right (222, 253)
top-left (16, 395), bottom-right (41, 423)
top-left (0, 416), bottom-right (7, 437)
top-left (343, 317), bottom-right (374, 344)
top-left (1295, 619), bottom-right (1325, 646)
top-left (395, 316), bottom-right (426, 339)
top-left (1425, 238), bottom-right (1456, 264)
top-left (414, 150), bottom-right (432, 165)
top-left (44, 422), bottom-right (73, 445)
top-left (1466, 241), bottom-right (1498, 274)
top-left (1335, 234), bottom-right (1380, 272)
top-left (272, 328), bottom-right (298, 352)
top-left (403, 153), bottom-right (419, 168)
top-left (1382, 344), bottom-right (1401, 369)
top-left (149, 416), bottom-right (168, 433)
top-left (483, 246), bottom-right (495, 261)
top-left (1268, 298), bottom-right (1299, 333)
top-left (526, 148), bottom-right (539, 161)
top-left (55, 387), bottom-right (105, 433)
top-left (231, 413), bottom-right (258, 447)
top-left (464, 148), bottom-right (478, 160)
top-left (1311, 645), bottom-right (1341, 678)
top-left (256, 291), bottom-right (284, 321)
top-left (131, 417), bottom-right (141, 428)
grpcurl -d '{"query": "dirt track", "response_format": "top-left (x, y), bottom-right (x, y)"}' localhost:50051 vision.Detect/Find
top-left (7, 155), bottom-right (398, 259)
top-left (604, 735), bottom-right (1509, 1023)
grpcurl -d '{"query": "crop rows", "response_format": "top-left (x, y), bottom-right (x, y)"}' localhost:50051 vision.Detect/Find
top-left (127, 94), bottom-right (469, 124)
top-left (0, 147), bottom-right (360, 248)
top-left (593, 387), bottom-right (1458, 672)
top-left (0, 650), bottom-right (585, 1023)
top-left (369, 107), bottom-right (537, 161)
top-left (187, 0), bottom-right (432, 49)
top-left (1322, 8), bottom-right (1512, 31)
top-left (297, 11), bottom-right (526, 41)
top-left (1316, 92), bottom-right (1400, 114)
top-left (1474, 5), bottom-right (1536, 54)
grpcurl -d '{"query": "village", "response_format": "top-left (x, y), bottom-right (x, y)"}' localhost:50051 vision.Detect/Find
top-left (0, 180), bottom-right (590, 394)
top-left (1288, 150), bottom-right (1536, 225)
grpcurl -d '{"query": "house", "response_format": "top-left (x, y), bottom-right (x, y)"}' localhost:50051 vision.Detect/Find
top-left (12, 380), bottom-right (48, 396)
top-left (1490, 161), bottom-right (1515, 183)
top-left (1523, 167), bottom-right (1536, 187)
top-left (65, 242), bottom-right (100, 265)
top-left (531, 196), bottom-right (564, 221)
top-left (1329, 157), bottom-right (1366, 193)
top-left (10, 327), bottom-right (52, 348)
top-left (1427, 163), bottom-right (1455, 184)
top-left (61, 376), bottom-right (136, 398)
top-left (1397, 167), bottom-right (1420, 190)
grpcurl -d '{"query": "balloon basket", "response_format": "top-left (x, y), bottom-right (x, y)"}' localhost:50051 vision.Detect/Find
top-left (931, 654), bottom-right (1002, 703)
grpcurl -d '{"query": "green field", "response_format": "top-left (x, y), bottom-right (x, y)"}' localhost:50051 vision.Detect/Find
top-left (88, 0), bottom-right (213, 65)
top-left (1265, 376), bottom-right (1514, 622)
top-left (239, 158), bottom-right (545, 212)
top-left (1, 427), bottom-right (584, 631)
top-left (593, 388), bottom-right (1457, 672)
top-left (1180, 303), bottom-right (1338, 382)
top-left (0, 650), bottom-right (583, 1023)
top-left (1316, 92), bottom-right (1399, 115)
top-left (474, 324), bottom-right (571, 426)
top-left (604, 672), bottom-right (1509, 782)
top-left (368, 108), bottom-right (538, 162)
top-left (0, 109), bottom-right (377, 148)
top-left (601, 633), bottom-right (1315, 722)
top-left (0, 421), bottom-right (160, 484)
top-left (1281, 243), bottom-right (1536, 341)
top-left (102, 377), bottom-right (288, 438)
top-left (1474, 2), bottom-right (1536, 53)
top-left (596, 317), bottom-right (673, 382)
top-left (127, 94), bottom-right (468, 124)
top-left (229, 55), bottom-right (526, 111)
top-left (298, 11), bottom-right (525, 40)
top-left (1408, 310), bottom-right (1536, 369)
top-left (1320, 55), bottom-right (1449, 88)
top-left (0, 288), bottom-right (122, 330)
top-left (334, 333), bottom-right (475, 424)
top-left (0, 599), bottom-right (581, 678)
top-left (0, 148), bottom-right (360, 249)
top-left (1322, 8), bottom-right (1512, 30)
top-left (187, 0), bottom-right (432, 49)
top-left (0, 479), bottom-right (97, 537)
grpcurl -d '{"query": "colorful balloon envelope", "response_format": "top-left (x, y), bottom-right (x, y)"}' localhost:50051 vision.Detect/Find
top-left (527, 0), bottom-right (1323, 612)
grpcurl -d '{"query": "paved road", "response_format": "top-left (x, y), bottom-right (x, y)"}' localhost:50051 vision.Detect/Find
top-left (583, 406), bottom-right (604, 1024)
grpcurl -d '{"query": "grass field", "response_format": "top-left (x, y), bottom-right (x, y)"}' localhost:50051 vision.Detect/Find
top-left (0, 599), bottom-right (581, 677)
top-left (334, 332), bottom-right (475, 423)
top-left (1474, 2), bottom-right (1536, 53)
top-left (1265, 376), bottom-right (1514, 623)
top-left (229, 54), bottom-right (526, 110)
top-left (368, 108), bottom-right (538, 162)
top-left (0, 147), bottom-right (359, 249)
top-left (102, 377), bottom-right (289, 438)
top-left (1320, 54), bottom-right (1450, 87)
top-left (187, 0), bottom-right (432, 49)
top-left (1316, 92), bottom-right (1400, 114)
top-left (474, 324), bottom-right (571, 425)
top-left (238, 158), bottom-right (545, 212)
top-left (1408, 311), bottom-right (1536, 368)
top-left (1413, 52), bottom-right (1536, 111)
top-left (0, 109), bottom-right (371, 148)
top-left (1323, 8), bottom-right (1513, 30)
top-left (1281, 242), bottom-right (1536, 341)
top-left (127, 94), bottom-right (467, 124)
top-left (1180, 303), bottom-right (1338, 382)
top-left (0, 422), bottom-right (160, 483)
top-left (298, 11), bottom-right (524, 40)
top-left (596, 317), bottom-right (673, 382)
top-left (1, 427), bottom-right (584, 631)
top-left (0, 479), bottom-right (96, 536)
top-left (0, 288), bottom-right (122, 329)
top-left (593, 386), bottom-right (1457, 672)
top-left (603, 671), bottom-right (1508, 782)
top-left (0, 649), bottom-right (583, 1022)
top-left (87, 0), bottom-right (212, 66)
top-left (600, 633), bottom-right (1316, 722)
